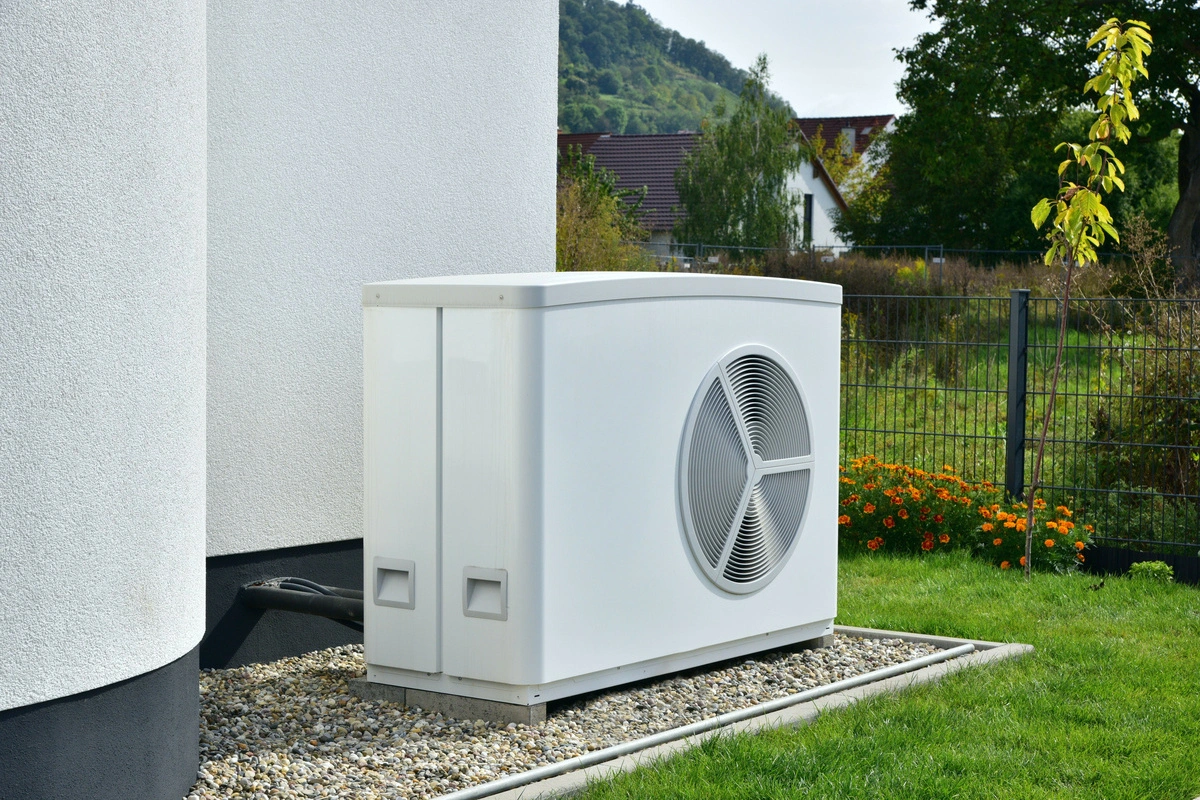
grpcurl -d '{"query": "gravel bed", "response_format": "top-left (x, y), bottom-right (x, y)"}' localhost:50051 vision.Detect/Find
top-left (188, 635), bottom-right (943, 800)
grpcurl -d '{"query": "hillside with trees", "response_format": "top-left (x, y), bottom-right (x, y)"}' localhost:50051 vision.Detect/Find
top-left (558, 0), bottom-right (792, 135)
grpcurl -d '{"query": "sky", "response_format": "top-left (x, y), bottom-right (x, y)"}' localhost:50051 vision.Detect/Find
top-left (630, 0), bottom-right (940, 117)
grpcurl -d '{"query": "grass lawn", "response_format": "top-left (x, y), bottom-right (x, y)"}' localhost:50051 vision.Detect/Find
top-left (573, 553), bottom-right (1200, 799)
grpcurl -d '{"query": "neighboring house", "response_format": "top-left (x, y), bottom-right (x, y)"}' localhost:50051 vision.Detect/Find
top-left (558, 130), bottom-right (849, 253)
top-left (559, 131), bottom-right (699, 250)
top-left (793, 114), bottom-right (896, 159)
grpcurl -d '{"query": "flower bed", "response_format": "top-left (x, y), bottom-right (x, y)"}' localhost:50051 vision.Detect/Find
top-left (838, 455), bottom-right (1094, 571)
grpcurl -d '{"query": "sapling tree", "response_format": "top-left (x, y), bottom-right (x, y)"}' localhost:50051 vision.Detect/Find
top-left (1023, 18), bottom-right (1152, 579)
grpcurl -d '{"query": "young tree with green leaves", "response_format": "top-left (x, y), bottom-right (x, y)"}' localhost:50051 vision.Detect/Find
top-left (674, 55), bottom-right (807, 262)
top-left (1022, 18), bottom-right (1152, 579)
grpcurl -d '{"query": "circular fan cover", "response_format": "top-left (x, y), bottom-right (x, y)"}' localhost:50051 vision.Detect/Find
top-left (679, 346), bottom-right (813, 594)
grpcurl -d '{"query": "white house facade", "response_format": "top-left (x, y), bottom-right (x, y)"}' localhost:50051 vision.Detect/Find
top-left (0, 3), bottom-right (557, 797)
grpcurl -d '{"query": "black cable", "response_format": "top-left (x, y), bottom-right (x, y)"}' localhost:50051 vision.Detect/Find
top-left (276, 576), bottom-right (338, 596)
top-left (240, 578), bottom-right (365, 634)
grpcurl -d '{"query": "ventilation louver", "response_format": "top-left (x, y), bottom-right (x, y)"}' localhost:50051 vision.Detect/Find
top-left (680, 346), bottom-right (813, 594)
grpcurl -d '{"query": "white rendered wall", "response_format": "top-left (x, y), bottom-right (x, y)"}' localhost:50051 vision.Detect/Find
top-left (207, 1), bottom-right (559, 556)
top-left (791, 164), bottom-right (846, 249)
top-left (0, 4), bottom-right (207, 710)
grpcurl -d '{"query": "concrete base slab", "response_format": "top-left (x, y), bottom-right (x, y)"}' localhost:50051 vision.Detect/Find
top-left (347, 679), bottom-right (547, 725)
top-left (797, 633), bottom-right (835, 650)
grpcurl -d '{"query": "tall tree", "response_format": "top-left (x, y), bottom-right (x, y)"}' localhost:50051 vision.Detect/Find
top-left (674, 55), bottom-right (807, 259)
top-left (860, 0), bottom-right (1197, 276)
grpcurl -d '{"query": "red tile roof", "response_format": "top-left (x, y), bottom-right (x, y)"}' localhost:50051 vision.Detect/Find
top-left (793, 115), bottom-right (895, 155)
top-left (558, 132), bottom-right (699, 232)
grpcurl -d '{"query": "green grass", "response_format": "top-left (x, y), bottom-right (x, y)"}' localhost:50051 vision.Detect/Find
top-left (573, 553), bottom-right (1200, 800)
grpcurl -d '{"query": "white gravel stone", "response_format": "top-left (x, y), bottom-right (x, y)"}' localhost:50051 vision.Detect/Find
top-left (189, 635), bottom-right (941, 799)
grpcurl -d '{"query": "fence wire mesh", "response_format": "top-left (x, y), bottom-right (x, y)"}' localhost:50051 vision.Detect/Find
top-left (841, 294), bottom-right (1200, 551)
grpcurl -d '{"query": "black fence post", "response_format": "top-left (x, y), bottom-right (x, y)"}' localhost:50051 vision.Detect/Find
top-left (1005, 289), bottom-right (1030, 499)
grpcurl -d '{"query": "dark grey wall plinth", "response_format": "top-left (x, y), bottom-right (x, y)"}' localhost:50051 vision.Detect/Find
top-left (203, 538), bottom-right (364, 668)
top-left (0, 645), bottom-right (199, 800)
top-left (1084, 545), bottom-right (1199, 585)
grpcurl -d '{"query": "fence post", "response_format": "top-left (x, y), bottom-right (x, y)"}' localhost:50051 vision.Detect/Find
top-left (1005, 289), bottom-right (1030, 500)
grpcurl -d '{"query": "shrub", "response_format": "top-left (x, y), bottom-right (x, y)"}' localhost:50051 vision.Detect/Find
top-left (1128, 560), bottom-right (1174, 582)
top-left (838, 455), bottom-right (1094, 572)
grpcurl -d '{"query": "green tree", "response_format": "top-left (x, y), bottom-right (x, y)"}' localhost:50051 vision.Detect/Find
top-left (674, 55), bottom-right (807, 261)
top-left (855, 0), bottom-right (1197, 276)
top-left (556, 147), bottom-right (651, 271)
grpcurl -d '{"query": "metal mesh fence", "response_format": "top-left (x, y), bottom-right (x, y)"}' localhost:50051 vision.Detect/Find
top-left (841, 293), bottom-right (1200, 551)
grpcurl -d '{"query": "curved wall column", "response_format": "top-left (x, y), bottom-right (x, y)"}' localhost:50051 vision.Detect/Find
top-left (0, 0), bottom-right (206, 753)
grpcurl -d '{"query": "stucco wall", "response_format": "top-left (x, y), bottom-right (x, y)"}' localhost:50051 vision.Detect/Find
top-left (207, 0), bottom-right (559, 557)
top-left (0, 3), bottom-right (207, 710)
top-left (792, 164), bottom-right (846, 249)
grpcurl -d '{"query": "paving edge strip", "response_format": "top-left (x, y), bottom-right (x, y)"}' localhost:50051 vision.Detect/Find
top-left (446, 626), bottom-right (1033, 800)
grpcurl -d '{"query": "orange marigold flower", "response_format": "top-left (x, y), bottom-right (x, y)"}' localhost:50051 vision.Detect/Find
top-left (883, 488), bottom-right (896, 497)
top-left (1057, 523), bottom-right (1070, 535)
top-left (863, 503), bottom-right (876, 514)
top-left (867, 539), bottom-right (879, 550)
top-left (863, 483), bottom-right (877, 490)
top-left (1033, 498), bottom-right (1047, 509)
top-left (1075, 540), bottom-right (1085, 551)
top-left (838, 514), bottom-right (851, 526)
top-left (898, 508), bottom-right (909, 519)
top-left (993, 537), bottom-right (1003, 546)
top-left (892, 495), bottom-right (904, 505)
top-left (933, 514), bottom-right (944, 524)
top-left (1077, 553), bottom-right (1085, 562)
top-left (839, 477), bottom-right (856, 485)
top-left (921, 507), bottom-right (931, 515)
top-left (921, 539), bottom-right (934, 551)
top-left (1084, 524), bottom-right (1094, 532)
top-left (919, 514), bottom-right (929, 522)
top-left (982, 523), bottom-right (994, 533)
top-left (1055, 505), bottom-right (1072, 516)
top-left (1016, 520), bottom-right (1027, 532)
top-left (841, 497), bottom-right (854, 506)
top-left (923, 531), bottom-right (934, 541)
top-left (1046, 521), bottom-right (1058, 529)
top-left (1003, 521), bottom-right (1016, 529)
top-left (1019, 556), bottom-right (1027, 567)
top-left (1062, 520), bottom-right (1075, 530)
top-left (942, 464), bottom-right (955, 472)
top-left (939, 533), bottom-right (950, 544)
top-left (1000, 560), bottom-right (1011, 570)
top-left (979, 508), bottom-right (993, 519)
top-left (883, 516), bottom-right (896, 528)
top-left (1044, 539), bottom-right (1055, 548)
top-left (991, 503), bottom-right (1001, 511)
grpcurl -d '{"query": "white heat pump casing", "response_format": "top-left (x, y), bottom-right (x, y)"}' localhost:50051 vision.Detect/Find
top-left (363, 273), bottom-right (841, 705)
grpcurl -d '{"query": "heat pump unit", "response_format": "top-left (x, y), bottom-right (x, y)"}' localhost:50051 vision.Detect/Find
top-left (362, 273), bottom-right (841, 706)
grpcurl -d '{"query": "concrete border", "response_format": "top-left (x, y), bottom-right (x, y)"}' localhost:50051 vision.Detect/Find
top-left (471, 626), bottom-right (1033, 800)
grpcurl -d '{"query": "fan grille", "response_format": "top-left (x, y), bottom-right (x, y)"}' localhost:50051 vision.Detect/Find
top-left (680, 348), bottom-right (813, 594)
